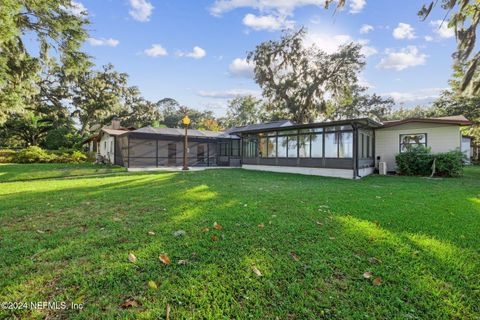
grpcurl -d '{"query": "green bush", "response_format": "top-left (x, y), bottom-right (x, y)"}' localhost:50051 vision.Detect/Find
top-left (12, 147), bottom-right (88, 164)
top-left (396, 145), bottom-right (432, 176)
top-left (395, 145), bottom-right (464, 177)
top-left (0, 149), bottom-right (16, 163)
top-left (14, 146), bottom-right (54, 163)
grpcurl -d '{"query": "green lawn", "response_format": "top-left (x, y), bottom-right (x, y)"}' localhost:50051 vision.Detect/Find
top-left (0, 163), bottom-right (126, 182)
top-left (0, 166), bottom-right (479, 319)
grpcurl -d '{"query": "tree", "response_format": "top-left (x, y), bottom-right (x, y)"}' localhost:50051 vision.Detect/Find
top-left (247, 28), bottom-right (365, 124)
top-left (326, 86), bottom-right (394, 121)
top-left (384, 106), bottom-right (441, 121)
top-left (0, 0), bottom-right (91, 124)
top-left (71, 64), bottom-right (130, 134)
top-left (222, 95), bottom-right (265, 128)
top-left (118, 87), bottom-right (162, 128)
top-left (2, 112), bottom-right (55, 146)
top-left (418, 1), bottom-right (480, 95)
top-left (156, 98), bottom-right (218, 129)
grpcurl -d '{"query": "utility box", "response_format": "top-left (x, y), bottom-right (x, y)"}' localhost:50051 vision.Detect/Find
top-left (379, 162), bottom-right (387, 175)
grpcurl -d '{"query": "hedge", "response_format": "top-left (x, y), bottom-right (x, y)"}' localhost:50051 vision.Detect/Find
top-left (395, 145), bottom-right (464, 177)
top-left (1, 147), bottom-right (88, 164)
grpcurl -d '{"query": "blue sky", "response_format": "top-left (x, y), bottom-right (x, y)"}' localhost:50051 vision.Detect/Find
top-left (73, 0), bottom-right (457, 116)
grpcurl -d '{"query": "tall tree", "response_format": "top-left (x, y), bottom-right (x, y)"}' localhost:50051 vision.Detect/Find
top-left (247, 28), bottom-right (365, 124)
top-left (222, 95), bottom-right (265, 128)
top-left (0, 0), bottom-right (91, 124)
top-left (326, 86), bottom-right (394, 121)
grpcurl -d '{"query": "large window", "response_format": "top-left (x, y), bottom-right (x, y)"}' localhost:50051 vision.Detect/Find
top-left (325, 133), bottom-right (337, 158)
top-left (259, 138), bottom-right (268, 158)
top-left (287, 136), bottom-right (297, 158)
top-left (243, 139), bottom-right (257, 158)
top-left (277, 136), bottom-right (287, 157)
top-left (231, 140), bottom-right (240, 156)
top-left (267, 137), bottom-right (276, 158)
top-left (338, 132), bottom-right (353, 158)
top-left (400, 133), bottom-right (427, 152)
top-left (298, 135), bottom-right (310, 158)
top-left (311, 134), bottom-right (323, 158)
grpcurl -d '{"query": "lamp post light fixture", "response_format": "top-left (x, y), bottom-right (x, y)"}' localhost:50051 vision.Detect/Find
top-left (182, 115), bottom-right (190, 171)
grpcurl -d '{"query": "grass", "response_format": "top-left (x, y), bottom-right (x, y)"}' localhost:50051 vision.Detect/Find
top-left (0, 163), bottom-right (126, 182)
top-left (0, 165), bottom-right (479, 319)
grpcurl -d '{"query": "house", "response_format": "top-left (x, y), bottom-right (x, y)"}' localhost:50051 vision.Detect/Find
top-left (88, 115), bottom-right (472, 179)
top-left (82, 118), bottom-right (135, 163)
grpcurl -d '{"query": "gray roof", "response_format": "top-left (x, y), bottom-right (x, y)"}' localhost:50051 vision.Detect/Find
top-left (131, 126), bottom-right (238, 139)
top-left (225, 120), bottom-right (294, 134)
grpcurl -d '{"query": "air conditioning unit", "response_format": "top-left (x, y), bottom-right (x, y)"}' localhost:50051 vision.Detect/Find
top-left (379, 162), bottom-right (387, 175)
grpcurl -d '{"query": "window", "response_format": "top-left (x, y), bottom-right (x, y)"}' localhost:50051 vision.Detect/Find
top-left (104, 141), bottom-right (107, 151)
top-left (298, 135), bottom-right (310, 158)
top-left (231, 140), bottom-right (240, 156)
top-left (325, 133), bottom-right (337, 158)
top-left (338, 132), bottom-right (353, 158)
top-left (400, 133), bottom-right (427, 152)
top-left (259, 138), bottom-right (268, 158)
top-left (277, 136), bottom-right (287, 157)
top-left (267, 137), bottom-right (276, 158)
top-left (311, 134), bottom-right (323, 158)
top-left (368, 136), bottom-right (373, 158)
top-left (219, 142), bottom-right (230, 156)
top-left (359, 133), bottom-right (365, 158)
top-left (243, 139), bottom-right (257, 158)
top-left (287, 136), bottom-right (297, 158)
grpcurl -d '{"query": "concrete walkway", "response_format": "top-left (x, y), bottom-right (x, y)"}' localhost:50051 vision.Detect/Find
top-left (127, 166), bottom-right (238, 172)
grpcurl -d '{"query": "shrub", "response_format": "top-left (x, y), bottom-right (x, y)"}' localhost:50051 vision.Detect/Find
top-left (433, 150), bottom-right (464, 177)
top-left (12, 147), bottom-right (88, 164)
top-left (0, 149), bottom-right (16, 163)
top-left (14, 146), bottom-right (53, 163)
top-left (395, 146), bottom-right (464, 177)
top-left (396, 145), bottom-right (432, 176)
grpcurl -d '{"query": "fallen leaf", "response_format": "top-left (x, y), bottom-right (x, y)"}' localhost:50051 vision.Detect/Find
top-left (120, 298), bottom-right (140, 309)
top-left (329, 236), bottom-right (336, 240)
top-left (252, 266), bottom-right (262, 276)
top-left (363, 271), bottom-right (373, 279)
top-left (373, 277), bottom-right (382, 286)
top-left (148, 280), bottom-right (158, 289)
top-left (36, 230), bottom-right (45, 234)
top-left (128, 253), bottom-right (137, 263)
top-left (211, 235), bottom-right (218, 241)
top-left (213, 222), bottom-right (222, 230)
top-left (202, 227), bottom-right (209, 232)
top-left (148, 231), bottom-right (155, 236)
top-left (159, 254), bottom-right (171, 265)
top-left (258, 223), bottom-right (265, 229)
top-left (177, 259), bottom-right (189, 265)
top-left (316, 221), bottom-right (323, 226)
top-left (166, 303), bottom-right (171, 320)
top-left (191, 252), bottom-right (197, 257)
top-left (290, 252), bottom-right (300, 261)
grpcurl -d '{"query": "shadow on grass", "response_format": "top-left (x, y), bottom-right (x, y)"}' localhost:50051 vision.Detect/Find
top-left (0, 168), bottom-right (479, 319)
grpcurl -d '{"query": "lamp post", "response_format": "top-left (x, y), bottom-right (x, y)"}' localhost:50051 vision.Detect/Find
top-left (182, 115), bottom-right (190, 171)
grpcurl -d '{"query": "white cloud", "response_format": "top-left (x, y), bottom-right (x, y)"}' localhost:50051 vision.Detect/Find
top-left (359, 24), bottom-right (374, 34)
top-left (377, 46), bottom-right (427, 71)
top-left (350, 0), bottom-right (366, 14)
top-left (209, 0), bottom-right (325, 16)
top-left (424, 35), bottom-right (434, 42)
top-left (197, 89), bottom-right (260, 99)
top-left (305, 33), bottom-right (377, 57)
top-left (229, 58), bottom-right (255, 78)
top-left (87, 38), bottom-right (119, 47)
top-left (144, 44), bottom-right (168, 57)
top-left (129, 0), bottom-right (154, 22)
top-left (393, 23), bottom-right (416, 39)
top-left (430, 20), bottom-right (455, 39)
top-left (242, 13), bottom-right (294, 31)
top-left (382, 88), bottom-right (445, 104)
top-left (177, 46), bottom-right (207, 59)
top-left (65, 1), bottom-right (87, 17)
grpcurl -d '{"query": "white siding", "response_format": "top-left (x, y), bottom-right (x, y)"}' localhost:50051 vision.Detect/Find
top-left (99, 134), bottom-right (115, 163)
top-left (375, 123), bottom-right (462, 171)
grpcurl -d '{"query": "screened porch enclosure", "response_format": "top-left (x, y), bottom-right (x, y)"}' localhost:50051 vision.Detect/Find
top-left (114, 133), bottom-right (241, 168)
top-left (240, 122), bottom-right (375, 171)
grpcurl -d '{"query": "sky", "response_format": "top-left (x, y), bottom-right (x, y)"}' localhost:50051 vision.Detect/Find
top-left (70, 0), bottom-right (457, 116)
